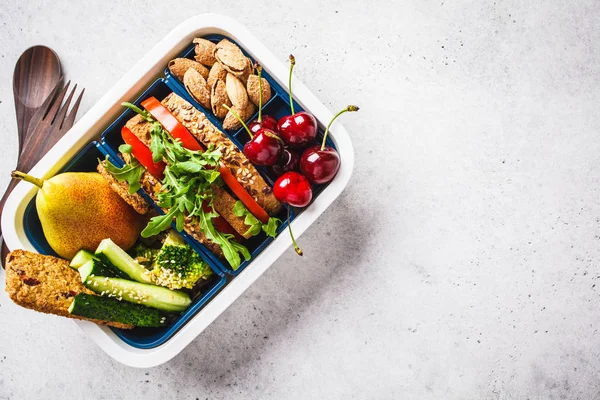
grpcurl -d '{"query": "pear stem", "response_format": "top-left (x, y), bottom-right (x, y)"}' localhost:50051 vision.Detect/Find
top-left (257, 64), bottom-right (263, 123)
top-left (287, 207), bottom-right (302, 256)
top-left (11, 170), bottom-right (44, 188)
top-left (288, 55), bottom-right (295, 115)
top-left (321, 105), bottom-right (360, 151)
top-left (223, 104), bottom-right (252, 138)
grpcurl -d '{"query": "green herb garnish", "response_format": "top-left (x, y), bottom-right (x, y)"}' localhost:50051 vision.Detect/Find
top-left (121, 102), bottom-right (250, 270)
top-left (102, 156), bottom-right (144, 194)
top-left (233, 200), bottom-right (280, 238)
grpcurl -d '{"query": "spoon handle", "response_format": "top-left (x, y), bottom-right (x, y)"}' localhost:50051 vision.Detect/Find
top-left (1, 240), bottom-right (8, 267)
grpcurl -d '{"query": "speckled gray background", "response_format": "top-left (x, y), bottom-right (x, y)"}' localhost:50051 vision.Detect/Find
top-left (1, 0), bottom-right (600, 399)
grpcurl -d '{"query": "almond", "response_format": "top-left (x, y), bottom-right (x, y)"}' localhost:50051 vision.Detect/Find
top-left (183, 68), bottom-right (210, 109)
top-left (193, 38), bottom-right (216, 67)
top-left (207, 62), bottom-right (227, 88)
top-left (214, 39), bottom-right (247, 74)
top-left (211, 79), bottom-right (231, 119)
top-left (222, 102), bottom-right (255, 131)
top-left (168, 58), bottom-right (209, 81)
top-left (246, 74), bottom-right (272, 107)
top-left (225, 73), bottom-right (248, 110)
top-left (222, 106), bottom-right (243, 130)
top-left (242, 100), bottom-right (256, 120)
top-left (236, 57), bottom-right (252, 85)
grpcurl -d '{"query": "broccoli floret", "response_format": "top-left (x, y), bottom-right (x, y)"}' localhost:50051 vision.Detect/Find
top-left (129, 242), bottom-right (160, 267)
top-left (150, 232), bottom-right (212, 290)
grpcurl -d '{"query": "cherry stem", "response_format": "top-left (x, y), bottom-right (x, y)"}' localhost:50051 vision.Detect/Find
top-left (287, 207), bottom-right (302, 256)
top-left (320, 105), bottom-right (360, 151)
top-left (288, 55), bottom-right (295, 115)
top-left (223, 104), bottom-right (253, 139)
top-left (256, 64), bottom-right (263, 123)
top-left (265, 131), bottom-right (284, 144)
top-left (11, 171), bottom-right (44, 188)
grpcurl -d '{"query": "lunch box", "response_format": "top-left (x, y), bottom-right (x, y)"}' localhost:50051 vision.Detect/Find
top-left (1, 14), bottom-right (354, 367)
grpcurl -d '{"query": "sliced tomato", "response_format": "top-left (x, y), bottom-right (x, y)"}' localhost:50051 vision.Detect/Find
top-left (141, 97), bottom-right (202, 151)
top-left (219, 165), bottom-right (270, 224)
top-left (121, 126), bottom-right (165, 179)
top-left (142, 95), bottom-right (271, 224)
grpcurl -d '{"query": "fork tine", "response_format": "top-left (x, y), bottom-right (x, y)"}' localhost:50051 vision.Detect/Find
top-left (27, 76), bottom-right (64, 130)
top-left (44, 80), bottom-right (70, 124)
top-left (54, 83), bottom-right (77, 131)
top-left (61, 87), bottom-right (85, 133)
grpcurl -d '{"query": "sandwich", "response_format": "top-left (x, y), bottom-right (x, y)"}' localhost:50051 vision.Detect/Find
top-left (99, 92), bottom-right (282, 270)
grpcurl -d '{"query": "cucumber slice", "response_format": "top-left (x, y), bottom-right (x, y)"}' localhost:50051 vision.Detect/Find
top-left (95, 238), bottom-right (153, 284)
top-left (70, 250), bottom-right (95, 269)
top-left (83, 276), bottom-right (191, 312)
top-left (68, 293), bottom-right (168, 328)
top-left (78, 259), bottom-right (128, 282)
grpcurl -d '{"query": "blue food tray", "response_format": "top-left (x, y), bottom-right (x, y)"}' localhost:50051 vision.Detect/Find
top-left (22, 141), bottom-right (227, 349)
top-left (22, 34), bottom-right (339, 350)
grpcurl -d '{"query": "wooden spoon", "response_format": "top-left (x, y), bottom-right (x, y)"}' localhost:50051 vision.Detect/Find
top-left (0, 47), bottom-right (62, 266)
top-left (13, 45), bottom-right (62, 149)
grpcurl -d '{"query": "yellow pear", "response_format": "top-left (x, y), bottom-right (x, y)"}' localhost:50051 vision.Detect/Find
top-left (12, 170), bottom-right (143, 259)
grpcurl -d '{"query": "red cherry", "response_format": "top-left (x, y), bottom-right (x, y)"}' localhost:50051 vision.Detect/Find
top-left (270, 147), bottom-right (300, 177)
top-left (223, 104), bottom-right (284, 166)
top-left (278, 55), bottom-right (318, 149)
top-left (273, 171), bottom-right (312, 207)
top-left (300, 145), bottom-right (340, 184)
top-left (248, 115), bottom-right (278, 136)
top-left (299, 105), bottom-right (359, 184)
top-left (277, 112), bottom-right (317, 149)
top-left (243, 129), bottom-right (283, 166)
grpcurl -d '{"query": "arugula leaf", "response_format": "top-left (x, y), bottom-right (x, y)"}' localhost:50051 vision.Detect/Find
top-left (141, 207), bottom-right (178, 237)
top-left (176, 161), bottom-right (203, 173)
top-left (122, 102), bottom-right (153, 122)
top-left (262, 217), bottom-right (281, 238)
top-left (103, 156), bottom-right (143, 194)
top-left (233, 200), bottom-right (280, 238)
top-left (233, 201), bottom-right (247, 217)
top-left (195, 205), bottom-right (250, 270)
top-left (150, 133), bottom-right (164, 163)
top-left (118, 144), bottom-right (132, 154)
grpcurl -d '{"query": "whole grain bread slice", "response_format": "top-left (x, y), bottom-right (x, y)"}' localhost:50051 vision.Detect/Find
top-left (5, 250), bottom-right (134, 329)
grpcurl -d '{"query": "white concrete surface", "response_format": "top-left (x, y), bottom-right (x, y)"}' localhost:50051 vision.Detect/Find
top-left (1, 0), bottom-right (600, 398)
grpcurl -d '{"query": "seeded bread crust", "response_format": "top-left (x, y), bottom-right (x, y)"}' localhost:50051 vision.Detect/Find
top-left (162, 93), bottom-right (282, 216)
top-left (97, 162), bottom-right (152, 215)
top-left (5, 250), bottom-right (134, 329)
top-left (212, 185), bottom-right (253, 239)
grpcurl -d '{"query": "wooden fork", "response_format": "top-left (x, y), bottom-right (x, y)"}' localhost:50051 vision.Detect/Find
top-left (0, 79), bottom-right (84, 263)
